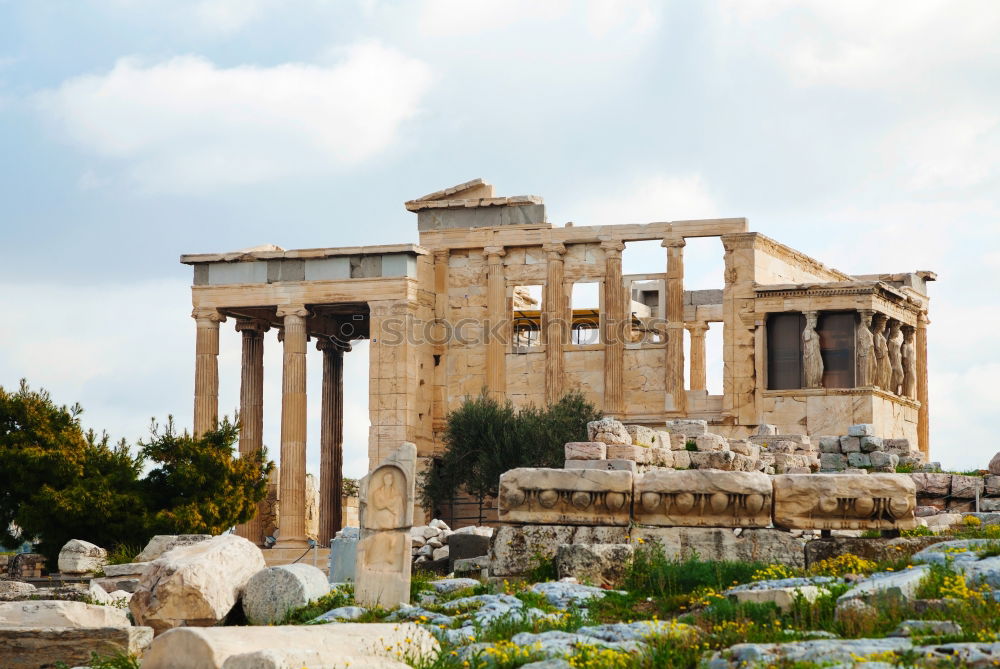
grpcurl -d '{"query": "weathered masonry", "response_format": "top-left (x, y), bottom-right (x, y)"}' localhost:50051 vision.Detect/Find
top-left (182, 178), bottom-right (934, 537)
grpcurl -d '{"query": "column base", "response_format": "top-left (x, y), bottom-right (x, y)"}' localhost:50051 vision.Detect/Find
top-left (273, 537), bottom-right (310, 549)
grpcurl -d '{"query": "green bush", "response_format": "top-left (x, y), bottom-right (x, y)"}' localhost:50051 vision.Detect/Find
top-left (419, 390), bottom-right (600, 513)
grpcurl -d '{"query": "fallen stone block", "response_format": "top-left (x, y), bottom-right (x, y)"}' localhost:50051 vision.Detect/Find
top-left (587, 418), bottom-right (631, 445)
top-left (634, 470), bottom-right (772, 528)
top-left (130, 534), bottom-right (266, 635)
top-left (839, 436), bottom-right (861, 453)
top-left (555, 544), bottom-right (634, 586)
top-left (565, 458), bottom-right (638, 472)
top-left (102, 562), bottom-right (150, 578)
top-left (605, 444), bottom-right (651, 463)
top-left (837, 566), bottom-right (928, 604)
top-left (694, 434), bottom-right (727, 452)
top-left (141, 624), bottom-right (437, 669)
top-left (631, 527), bottom-right (807, 568)
top-left (665, 419), bottom-right (708, 438)
top-left (848, 424), bottom-right (876, 437)
top-left (819, 452), bottom-right (846, 472)
top-left (804, 536), bottom-right (945, 568)
top-left (135, 534), bottom-right (212, 562)
top-left (498, 468), bottom-right (632, 526)
top-left (243, 564), bottom-right (330, 625)
top-left (773, 473), bottom-right (917, 531)
top-left (564, 442), bottom-right (606, 461)
top-left (448, 533), bottom-right (490, 572)
top-left (869, 452), bottom-right (899, 471)
top-left (708, 637), bottom-right (910, 668)
top-left (726, 579), bottom-right (830, 612)
top-left (490, 525), bottom-right (629, 577)
top-left (950, 475), bottom-right (985, 499)
top-left (625, 424), bottom-right (660, 448)
top-left (0, 581), bottom-right (35, 601)
top-left (847, 452), bottom-right (871, 468)
top-left (910, 473), bottom-right (950, 497)
top-left (859, 436), bottom-right (883, 453)
top-left (0, 600), bottom-right (130, 628)
top-left (0, 625), bottom-right (153, 669)
top-left (58, 539), bottom-right (107, 575)
top-left (328, 536), bottom-right (358, 584)
top-left (889, 620), bottom-right (962, 638)
top-left (671, 450), bottom-right (691, 469)
top-left (817, 436), bottom-right (841, 454)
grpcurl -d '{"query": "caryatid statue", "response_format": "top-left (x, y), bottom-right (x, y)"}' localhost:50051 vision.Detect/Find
top-left (856, 310), bottom-right (876, 387)
top-left (888, 319), bottom-right (904, 395)
top-left (872, 313), bottom-right (891, 391)
top-left (901, 325), bottom-right (917, 399)
top-left (802, 311), bottom-right (824, 388)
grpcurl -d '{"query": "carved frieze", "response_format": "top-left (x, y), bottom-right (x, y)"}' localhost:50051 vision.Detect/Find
top-left (772, 473), bottom-right (916, 530)
top-left (498, 468), bottom-right (633, 526)
top-left (633, 470), bottom-right (772, 528)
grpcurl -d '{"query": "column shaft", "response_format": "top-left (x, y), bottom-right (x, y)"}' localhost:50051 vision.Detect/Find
top-left (686, 322), bottom-right (709, 391)
top-left (916, 311), bottom-right (931, 459)
top-left (485, 246), bottom-right (507, 399)
top-left (192, 309), bottom-right (224, 437)
top-left (543, 243), bottom-right (566, 405)
top-left (276, 305), bottom-right (309, 549)
top-left (318, 340), bottom-right (346, 545)
top-left (602, 241), bottom-right (625, 416)
top-left (664, 239), bottom-right (687, 414)
top-left (235, 319), bottom-right (268, 545)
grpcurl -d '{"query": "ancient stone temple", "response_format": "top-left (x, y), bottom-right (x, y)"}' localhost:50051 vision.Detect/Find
top-left (181, 178), bottom-right (934, 536)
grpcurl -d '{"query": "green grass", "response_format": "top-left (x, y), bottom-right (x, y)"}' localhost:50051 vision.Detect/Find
top-left (524, 551), bottom-right (557, 583)
top-left (105, 543), bottom-right (143, 566)
top-left (279, 586), bottom-right (354, 624)
top-left (55, 652), bottom-right (140, 669)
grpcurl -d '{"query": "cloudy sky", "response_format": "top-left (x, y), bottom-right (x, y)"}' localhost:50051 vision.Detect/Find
top-left (1, 0), bottom-right (998, 476)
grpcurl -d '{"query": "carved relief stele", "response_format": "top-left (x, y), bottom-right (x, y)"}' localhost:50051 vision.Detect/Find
top-left (633, 470), bottom-right (772, 528)
top-left (498, 468), bottom-right (633, 526)
top-left (772, 473), bottom-right (916, 531)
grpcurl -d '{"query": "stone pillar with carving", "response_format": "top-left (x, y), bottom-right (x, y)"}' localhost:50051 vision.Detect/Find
top-left (275, 304), bottom-right (310, 549)
top-left (888, 319), bottom-right (904, 395)
top-left (916, 311), bottom-right (930, 458)
top-left (872, 312), bottom-right (891, 391)
top-left (601, 240), bottom-right (626, 416)
top-left (317, 336), bottom-right (348, 546)
top-left (902, 325), bottom-right (917, 399)
top-left (431, 249), bottom-right (450, 436)
top-left (192, 308), bottom-right (225, 437)
top-left (484, 246), bottom-right (507, 400)
top-left (686, 322), bottom-right (709, 392)
top-left (663, 238), bottom-right (687, 415)
top-left (234, 318), bottom-right (269, 545)
top-left (802, 311), bottom-right (824, 389)
top-left (543, 243), bottom-right (567, 405)
top-left (857, 310), bottom-right (876, 387)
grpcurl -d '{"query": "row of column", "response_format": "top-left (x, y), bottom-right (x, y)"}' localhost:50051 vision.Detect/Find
top-left (469, 236), bottom-right (690, 417)
top-left (191, 306), bottom-right (347, 548)
top-left (857, 310), bottom-right (919, 399)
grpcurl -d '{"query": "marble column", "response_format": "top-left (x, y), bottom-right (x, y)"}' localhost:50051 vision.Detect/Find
top-left (275, 304), bottom-right (310, 549)
top-left (601, 240), bottom-right (626, 416)
top-left (663, 238), bottom-right (687, 414)
top-left (484, 246), bottom-right (507, 399)
top-left (317, 337), bottom-right (348, 545)
top-left (916, 311), bottom-right (930, 459)
top-left (192, 308), bottom-right (225, 437)
top-left (686, 322), bottom-right (709, 392)
top-left (235, 318), bottom-right (269, 545)
top-left (543, 243), bottom-right (567, 405)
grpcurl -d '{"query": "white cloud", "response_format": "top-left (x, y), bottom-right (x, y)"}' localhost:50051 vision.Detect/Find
top-left (34, 42), bottom-right (433, 192)
top-left (562, 173), bottom-right (719, 226)
top-left (192, 0), bottom-right (270, 35)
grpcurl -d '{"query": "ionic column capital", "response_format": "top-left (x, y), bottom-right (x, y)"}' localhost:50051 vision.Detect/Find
top-left (661, 237), bottom-right (687, 249)
top-left (685, 322), bottom-right (710, 337)
top-left (316, 336), bottom-right (352, 354)
top-left (192, 308), bottom-right (226, 324)
top-left (235, 317), bottom-right (271, 334)
top-left (599, 239), bottom-right (625, 256)
top-left (542, 242), bottom-right (567, 259)
top-left (482, 245), bottom-right (506, 262)
top-left (432, 248), bottom-right (450, 261)
top-left (276, 304), bottom-right (310, 320)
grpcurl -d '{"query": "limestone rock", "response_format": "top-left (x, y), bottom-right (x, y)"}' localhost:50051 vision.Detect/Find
top-left (950, 475), bottom-right (985, 499)
top-left (634, 470), bottom-right (772, 528)
top-left (135, 534), bottom-right (213, 562)
top-left (130, 534), bottom-right (266, 634)
top-left (665, 419), bottom-right (707, 438)
top-left (624, 424), bottom-right (659, 448)
top-left (0, 581), bottom-right (35, 600)
top-left (889, 620), bottom-right (962, 638)
top-left (432, 546), bottom-right (449, 561)
top-left (631, 527), bottom-right (807, 568)
top-left (555, 544), bottom-right (634, 586)
top-left (0, 600), bottom-right (130, 628)
top-left (694, 434), bottom-right (727, 452)
top-left (839, 436), bottom-right (861, 453)
top-left (772, 473), bottom-right (917, 531)
top-left (564, 441), bottom-right (606, 461)
top-left (817, 437), bottom-right (841, 454)
top-left (671, 450), bottom-right (691, 469)
top-left (837, 566), bottom-right (929, 604)
top-left (243, 564), bottom-right (330, 625)
top-left (990, 453), bottom-right (1000, 475)
top-left (804, 537), bottom-right (945, 567)
top-left (755, 424), bottom-right (778, 436)
top-left (710, 637), bottom-right (910, 667)
top-left (848, 424), bottom-right (876, 437)
top-left (565, 458), bottom-right (638, 473)
top-left (860, 436), bottom-right (883, 453)
top-left (0, 626), bottom-right (153, 669)
top-left (910, 473), bottom-right (950, 497)
top-left (587, 418), bottom-right (631, 445)
top-left (605, 444), bottom-right (652, 463)
top-left (729, 441), bottom-right (760, 458)
top-left (141, 624), bottom-right (438, 669)
top-left (490, 525), bottom-right (629, 577)
top-left (498, 468), bottom-right (632, 526)
top-left (727, 583), bottom-right (824, 612)
top-left (58, 539), bottom-right (107, 575)
top-left (102, 562), bottom-right (151, 578)
top-left (313, 605), bottom-right (367, 622)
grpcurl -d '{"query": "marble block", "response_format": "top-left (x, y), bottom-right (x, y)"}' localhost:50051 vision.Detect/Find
top-left (564, 442), bottom-right (607, 461)
top-left (773, 474), bottom-right (917, 531)
top-left (633, 470), bottom-right (772, 528)
top-left (498, 468), bottom-right (633, 526)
